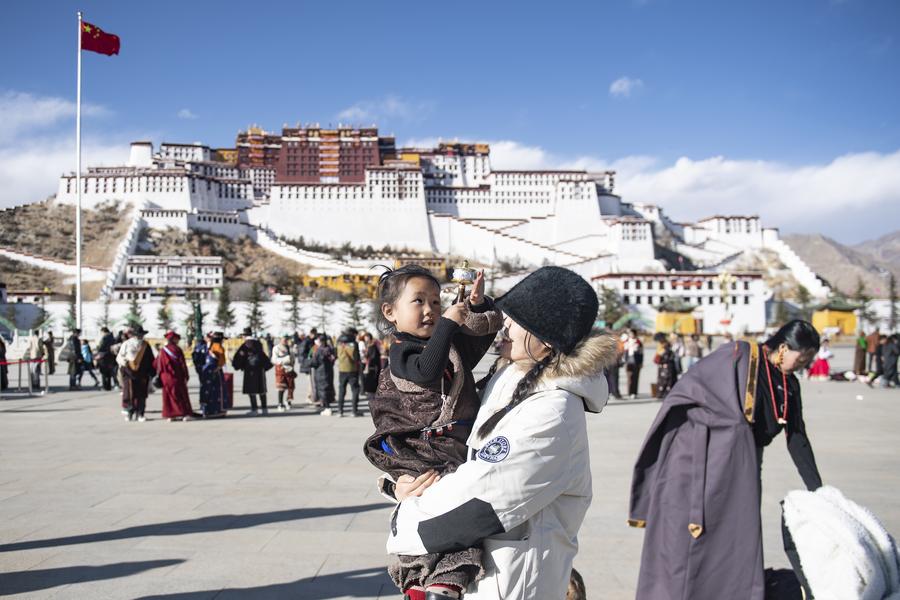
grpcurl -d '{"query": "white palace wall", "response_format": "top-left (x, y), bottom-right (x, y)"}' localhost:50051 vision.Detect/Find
top-left (265, 189), bottom-right (433, 251)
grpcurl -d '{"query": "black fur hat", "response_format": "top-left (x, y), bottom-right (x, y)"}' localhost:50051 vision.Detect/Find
top-left (495, 266), bottom-right (598, 355)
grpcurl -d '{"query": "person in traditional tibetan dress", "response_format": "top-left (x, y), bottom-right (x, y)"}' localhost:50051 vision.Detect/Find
top-left (629, 320), bottom-right (823, 600)
top-left (154, 330), bottom-right (196, 422)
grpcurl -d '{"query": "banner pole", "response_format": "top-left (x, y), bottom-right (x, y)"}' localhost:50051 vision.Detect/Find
top-left (75, 11), bottom-right (83, 331)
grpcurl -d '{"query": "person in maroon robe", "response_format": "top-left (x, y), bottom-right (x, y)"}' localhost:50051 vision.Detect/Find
top-left (154, 330), bottom-right (197, 422)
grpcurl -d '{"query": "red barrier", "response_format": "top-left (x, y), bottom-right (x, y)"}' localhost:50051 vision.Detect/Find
top-left (0, 359), bottom-right (47, 366)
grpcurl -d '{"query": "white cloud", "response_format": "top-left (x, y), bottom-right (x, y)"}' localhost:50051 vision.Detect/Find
top-left (617, 152), bottom-right (900, 239)
top-left (483, 140), bottom-right (900, 242)
top-left (609, 76), bottom-right (644, 98)
top-left (0, 137), bottom-right (130, 209)
top-left (177, 108), bottom-right (198, 120)
top-left (0, 91), bottom-right (109, 143)
top-left (336, 95), bottom-right (434, 125)
top-left (0, 90), bottom-right (128, 210)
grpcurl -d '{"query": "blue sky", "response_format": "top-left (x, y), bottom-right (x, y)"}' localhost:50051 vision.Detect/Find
top-left (1, 0), bottom-right (899, 243)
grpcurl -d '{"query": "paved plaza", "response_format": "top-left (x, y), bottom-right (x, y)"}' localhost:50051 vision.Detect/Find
top-left (1, 346), bottom-right (898, 599)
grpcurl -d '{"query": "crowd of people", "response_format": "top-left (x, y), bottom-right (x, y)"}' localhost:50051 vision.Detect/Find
top-left (9, 324), bottom-right (390, 422)
top-left (3, 262), bottom-right (899, 599)
top-left (604, 330), bottom-right (712, 401)
top-left (601, 327), bottom-right (900, 404)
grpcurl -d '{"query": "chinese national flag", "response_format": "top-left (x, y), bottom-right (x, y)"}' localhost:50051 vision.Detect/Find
top-left (81, 21), bottom-right (120, 56)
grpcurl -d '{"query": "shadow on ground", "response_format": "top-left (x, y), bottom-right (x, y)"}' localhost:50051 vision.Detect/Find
top-left (0, 503), bottom-right (390, 553)
top-left (134, 566), bottom-right (392, 599)
top-left (1, 559), bottom-right (185, 594)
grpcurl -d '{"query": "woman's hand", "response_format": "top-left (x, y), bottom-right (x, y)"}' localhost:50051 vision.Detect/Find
top-left (395, 470), bottom-right (441, 501)
top-left (469, 270), bottom-right (485, 306)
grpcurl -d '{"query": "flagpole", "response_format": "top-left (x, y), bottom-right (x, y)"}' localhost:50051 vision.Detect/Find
top-left (75, 11), bottom-right (83, 331)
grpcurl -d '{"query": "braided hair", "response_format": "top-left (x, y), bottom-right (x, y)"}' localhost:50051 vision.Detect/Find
top-left (475, 357), bottom-right (503, 394)
top-left (476, 345), bottom-right (559, 440)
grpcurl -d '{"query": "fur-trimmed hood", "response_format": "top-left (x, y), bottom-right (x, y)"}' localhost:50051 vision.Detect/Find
top-left (536, 330), bottom-right (617, 413)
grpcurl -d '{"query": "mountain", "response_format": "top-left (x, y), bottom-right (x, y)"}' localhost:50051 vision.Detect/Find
top-left (782, 231), bottom-right (900, 298)
top-left (853, 230), bottom-right (900, 266)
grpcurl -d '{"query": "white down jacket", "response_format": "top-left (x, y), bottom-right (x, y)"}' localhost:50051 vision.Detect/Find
top-left (386, 332), bottom-right (615, 600)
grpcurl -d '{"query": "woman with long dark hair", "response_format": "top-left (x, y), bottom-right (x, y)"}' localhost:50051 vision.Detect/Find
top-left (381, 267), bottom-right (616, 600)
top-left (629, 320), bottom-right (823, 600)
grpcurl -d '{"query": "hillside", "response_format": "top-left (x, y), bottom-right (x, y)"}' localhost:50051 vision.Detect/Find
top-left (783, 233), bottom-right (900, 297)
top-left (0, 255), bottom-right (65, 292)
top-left (0, 199), bottom-right (133, 267)
top-left (853, 230), bottom-right (900, 266)
top-left (137, 227), bottom-right (307, 293)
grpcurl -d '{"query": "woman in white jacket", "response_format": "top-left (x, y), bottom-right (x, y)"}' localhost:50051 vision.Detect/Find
top-left (383, 267), bottom-right (615, 600)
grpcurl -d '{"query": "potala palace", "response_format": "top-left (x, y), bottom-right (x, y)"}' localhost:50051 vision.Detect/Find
top-left (45, 125), bottom-right (832, 334)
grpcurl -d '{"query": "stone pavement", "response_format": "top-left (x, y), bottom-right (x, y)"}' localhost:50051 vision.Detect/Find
top-left (0, 347), bottom-right (898, 599)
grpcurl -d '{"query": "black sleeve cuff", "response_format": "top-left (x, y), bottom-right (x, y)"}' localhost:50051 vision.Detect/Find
top-left (469, 296), bottom-right (494, 314)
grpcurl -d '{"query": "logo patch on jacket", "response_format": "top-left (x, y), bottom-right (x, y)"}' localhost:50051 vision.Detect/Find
top-left (477, 436), bottom-right (510, 463)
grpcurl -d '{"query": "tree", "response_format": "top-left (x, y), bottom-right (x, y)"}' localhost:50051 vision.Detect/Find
top-left (889, 273), bottom-right (898, 332)
top-left (774, 293), bottom-right (789, 326)
top-left (157, 296), bottom-right (173, 332)
top-left (597, 286), bottom-right (627, 329)
top-left (64, 285), bottom-right (77, 330)
top-left (124, 293), bottom-right (144, 329)
top-left (214, 282), bottom-right (236, 333)
top-left (98, 294), bottom-right (111, 329)
top-left (344, 293), bottom-right (364, 331)
top-left (316, 291), bottom-right (331, 332)
top-left (795, 284), bottom-right (812, 322)
top-left (853, 276), bottom-right (875, 328)
top-left (30, 290), bottom-right (51, 331)
top-left (284, 280), bottom-right (302, 332)
top-left (4, 302), bottom-right (18, 332)
top-left (246, 281), bottom-right (265, 333)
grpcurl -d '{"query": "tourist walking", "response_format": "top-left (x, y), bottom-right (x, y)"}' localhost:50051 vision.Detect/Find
top-left (65, 329), bottom-right (83, 390)
top-left (78, 339), bottom-right (100, 387)
top-left (383, 266), bottom-right (614, 600)
top-left (624, 328), bottom-right (644, 399)
top-left (232, 327), bottom-right (272, 416)
top-left (868, 335), bottom-right (888, 387)
top-left (629, 320), bottom-right (823, 600)
top-left (653, 339), bottom-right (677, 399)
top-left (43, 331), bottom-right (56, 375)
top-left (669, 333), bottom-right (685, 378)
top-left (866, 328), bottom-right (881, 373)
top-left (361, 331), bottom-right (381, 397)
top-left (26, 330), bottom-right (44, 390)
top-left (116, 326), bottom-right (155, 421)
top-left (198, 332), bottom-right (228, 418)
top-left (883, 334), bottom-right (900, 388)
top-left (853, 332), bottom-right (868, 375)
top-left (605, 332), bottom-right (625, 400)
top-left (336, 328), bottom-right (361, 417)
top-left (0, 336), bottom-right (9, 391)
top-left (298, 328), bottom-right (318, 405)
top-left (272, 334), bottom-right (296, 411)
top-left (309, 334), bottom-right (336, 415)
top-left (685, 333), bottom-right (703, 370)
top-left (154, 330), bottom-right (196, 422)
top-left (95, 327), bottom-right (117, 391)
top-left (191, 334), bottom-right (208, 379)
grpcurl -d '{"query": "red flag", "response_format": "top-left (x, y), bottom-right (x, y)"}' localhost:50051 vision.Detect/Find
top-left (81, 21), bottom-right (120, 56)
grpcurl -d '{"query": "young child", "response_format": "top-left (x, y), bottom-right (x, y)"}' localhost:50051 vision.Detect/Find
top-left (364, 264), bottom-right (503, 600)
